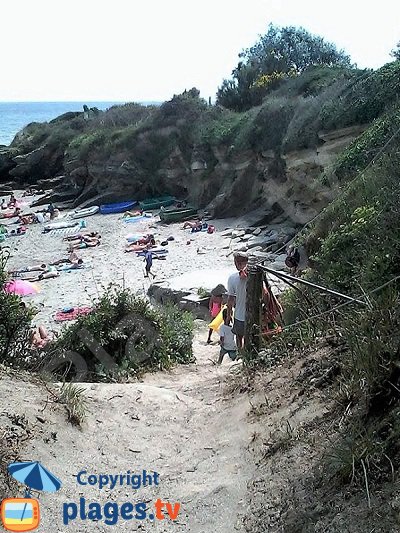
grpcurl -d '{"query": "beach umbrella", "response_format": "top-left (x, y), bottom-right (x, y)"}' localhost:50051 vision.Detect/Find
top-left (8, 461), bottom-right (62, 493)
top-left (3, 280), bottom-right (40, 296)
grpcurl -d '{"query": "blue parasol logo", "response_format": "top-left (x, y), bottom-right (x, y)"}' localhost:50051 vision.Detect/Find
top-left (1, 462), bottom-right (61, 532)
top-left (7, 462), bottom-right (62, 495)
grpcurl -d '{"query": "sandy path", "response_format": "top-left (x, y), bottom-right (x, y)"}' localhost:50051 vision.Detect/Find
top-left (2, 198), bottom-right (255, 531)
top-left (2, 326), bottom-right (252, 532)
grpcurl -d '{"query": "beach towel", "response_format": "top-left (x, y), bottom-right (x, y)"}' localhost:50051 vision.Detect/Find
top-left (136, 249), bottom-right (168, 256)
top-left (126, 234), bottom-right (143, 243)
top-left (54, 306), bottom-right (92, 322)
top-left (44, 220), bottom-right (85, 233)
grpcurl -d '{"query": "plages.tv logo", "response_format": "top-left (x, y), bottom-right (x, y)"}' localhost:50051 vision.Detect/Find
top-left (1, 461), bottom-right (61, 532)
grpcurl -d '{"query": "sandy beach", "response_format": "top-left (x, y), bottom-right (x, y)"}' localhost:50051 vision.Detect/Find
top-left (2, 201), bottom-right (240, 330)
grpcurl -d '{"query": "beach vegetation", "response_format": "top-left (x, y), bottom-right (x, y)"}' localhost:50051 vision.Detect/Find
top-left (43, 286), bottom-right (194, 382)
top-left (216, 24), bottom-right (351, 111)
top-left (0, 250), bottom-right (34, 369)
top-left (57, 382), bottom-right (89, 426)
top-left (258, 124), bottom-right (400, 492)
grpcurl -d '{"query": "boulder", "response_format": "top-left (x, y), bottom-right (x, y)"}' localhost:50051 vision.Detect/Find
top-left (0, 148), bottom-right (17, 179)
top-left (232, 229), bottom-right (246, 238)
top-left (148, 268), bottom-right (235, 319)
top-left (250, 251), bottom-right (276, 261)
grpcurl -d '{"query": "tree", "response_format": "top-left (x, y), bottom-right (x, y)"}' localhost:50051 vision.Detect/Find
top-left (390, 41), bottom-right (400, 60)
top-left (217, 24), bottom-right (352, 111)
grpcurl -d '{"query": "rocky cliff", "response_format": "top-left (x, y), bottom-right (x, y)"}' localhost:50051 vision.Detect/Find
top-left (1, 62), bottom-right (398, 227)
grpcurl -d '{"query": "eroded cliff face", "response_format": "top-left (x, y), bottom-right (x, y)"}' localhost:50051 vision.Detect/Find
top-left (0, 121), bottom-right (364, 224)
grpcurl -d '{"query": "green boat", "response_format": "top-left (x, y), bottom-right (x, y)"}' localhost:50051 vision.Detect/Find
top-left (139, 195), bottom-right (176, 210)
top-left (159, 207), bottom-right (198, 223)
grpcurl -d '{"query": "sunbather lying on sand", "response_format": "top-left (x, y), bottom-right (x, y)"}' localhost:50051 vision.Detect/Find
top-left (18, 263), bottom-right (47, 273)
top-left (125, 242), bottom-right (156, 253)
top-left (25, 269), bottom-right (60, 281)
top-left (183, 219), bottom-right (204, 230)
top-left (50, 252), bottom-right (83, 266)
top-left (31, 325), bottom-right (54, 349)
top-left (123, 209), bottom-right (143, 217)
top-left (18, 214), bottom-right (37, 225)
top-left (8, 226), bottom-right (27, 236)
top-left (68, 238), bottom-right (101, 251)
top-left (63, 231), bottom-right (99, 242)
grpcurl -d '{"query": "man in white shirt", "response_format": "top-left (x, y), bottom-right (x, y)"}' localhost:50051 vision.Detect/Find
top-left (227, 252), bottom-right (248, 349)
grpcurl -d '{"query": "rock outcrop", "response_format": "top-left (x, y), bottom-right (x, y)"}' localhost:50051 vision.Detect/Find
top-left (0, 102), bottom-right (365, 225)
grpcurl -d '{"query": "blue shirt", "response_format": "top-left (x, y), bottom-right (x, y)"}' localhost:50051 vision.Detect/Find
top-left (144, 251), bottom-right (153, 267)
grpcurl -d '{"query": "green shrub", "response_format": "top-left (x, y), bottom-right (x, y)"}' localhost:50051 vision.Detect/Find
top-left (328, 106), bottom-right (400, 182)
top-left (57, 383), bottom-right (88, 426)
top-left (320, 61), bottom-right (400, 129)
top-left (0, 250), bottom-right (35, 369)
top-left (45, 286), bottom-right (194, 382)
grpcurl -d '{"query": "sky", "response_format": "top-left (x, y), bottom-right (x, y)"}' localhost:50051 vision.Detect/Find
top-left (1, 0), bottom-right (399, 103)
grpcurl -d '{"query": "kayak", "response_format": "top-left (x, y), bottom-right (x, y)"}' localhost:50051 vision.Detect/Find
top-left (100, 201), bottom-right (138, 214)
top-left (139, 196), bottom-right (176, 210)
top-left (71, 206), bottom-right (99, 219)
top-left (160, 207), bottom-right (198, 223)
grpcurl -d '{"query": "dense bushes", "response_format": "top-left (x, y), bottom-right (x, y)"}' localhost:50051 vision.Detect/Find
top-left (44, 286), bottom-right (194, 382)
top-left (263, 140), bottom-right (400, 488)
top-left (217, 24), bottom-right (351, 111)
top-left (320, 61), bottom-right (400, 129)
top-left (0, 250), bottom-right (34, 368)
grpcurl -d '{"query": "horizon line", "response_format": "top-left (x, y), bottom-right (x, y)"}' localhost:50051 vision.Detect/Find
top-left (0, 99), bottom-right (163, 103)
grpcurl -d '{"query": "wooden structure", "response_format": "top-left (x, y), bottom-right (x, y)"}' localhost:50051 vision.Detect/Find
top-left (244, 256), bottom-right (263, 355)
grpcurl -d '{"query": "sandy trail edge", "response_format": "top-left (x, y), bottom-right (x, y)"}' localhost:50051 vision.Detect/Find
top-left (1, 326), bottom-right (252, 532)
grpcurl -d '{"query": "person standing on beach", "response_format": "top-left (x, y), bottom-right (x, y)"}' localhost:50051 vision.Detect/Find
top-left (227, 252), bottom-right (248, 349)
top-left (144, 246), bottom-right (155, 279)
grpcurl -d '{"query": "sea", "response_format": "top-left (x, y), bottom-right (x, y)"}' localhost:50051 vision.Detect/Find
top-left (0, 101), bottom-right (156, 146)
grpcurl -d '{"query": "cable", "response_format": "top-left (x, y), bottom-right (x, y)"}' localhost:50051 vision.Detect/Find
top-left (280, 274), bottom-right (400, 330)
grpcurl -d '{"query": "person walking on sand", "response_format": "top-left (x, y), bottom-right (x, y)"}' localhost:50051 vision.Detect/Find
top-left (227, 252), bottom-right (248, 350)
top-left (217, 308), bottom-right (237, 364)
top-left (206, 284), bottom-right (225, 344)
top-left (144, 246), bottom-right (155, 279)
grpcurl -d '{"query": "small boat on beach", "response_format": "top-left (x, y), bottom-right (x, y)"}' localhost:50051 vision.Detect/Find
top-left (100, 200), bottom-right (138, 214)
top-left (138, 196), bottom-right (176, 210)
top-left (159, 206), bottom-right (198, 223)
top-left (71, 206), bottom-right (99, 219)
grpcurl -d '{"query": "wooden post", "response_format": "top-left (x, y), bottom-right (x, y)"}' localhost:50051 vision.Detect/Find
top-left (244, 256), bottom-right (263, 357)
